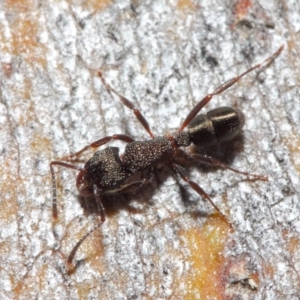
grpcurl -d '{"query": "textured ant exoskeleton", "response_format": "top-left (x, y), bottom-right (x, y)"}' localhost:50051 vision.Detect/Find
top-left (50, 45), bottom-right (283, 266)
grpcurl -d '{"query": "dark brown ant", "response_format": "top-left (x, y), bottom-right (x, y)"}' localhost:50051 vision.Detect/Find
top-left (50, 45), bottom-right (283, 266)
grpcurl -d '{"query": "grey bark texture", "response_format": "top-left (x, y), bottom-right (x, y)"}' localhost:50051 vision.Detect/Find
top-left (0, 0), bottom-right (299, 299)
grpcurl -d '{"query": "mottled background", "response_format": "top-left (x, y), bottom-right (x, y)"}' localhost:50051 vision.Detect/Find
top-left (0, 0), bottom-right (299, 299)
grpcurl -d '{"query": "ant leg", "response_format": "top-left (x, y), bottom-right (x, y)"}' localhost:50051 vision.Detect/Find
top-left (178, 45), bottom-right (284, 132)
top-left (106, 169), bottom-right (154, 196)
top-left (98, 71), bottom-right (155, 139)
top-left (50, 161), bottom-right (84, 219)
top-left (67, 171), bottom-right (154, 265)
top-left (171, 162), bottom-right (231, 226)
top-left (190, 153), bottom-right (268, 181)
top-left (67, 184), bottom-right (105, 265)
top-left (62, 134), bottom-right (135, 161)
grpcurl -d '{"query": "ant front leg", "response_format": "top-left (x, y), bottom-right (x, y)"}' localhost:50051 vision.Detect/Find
top-left (190, 153), bottom-right (268, 181)
top-left (50, 161), bottom-right (84, 219)
top-left (105, 168), bottom-right (154, 196)
top-left (62, 134), bottom-right (135, 161)
top-left (67, 171), bottom-right (154, 266)
top-left (50, 133), bottom-right (135, 221)
top-left (67, 184), bottom-right (105, 266)
top-left (98, 71), bottom-right (155, 139)
top-left (171, 162), bottom-right (231, 226)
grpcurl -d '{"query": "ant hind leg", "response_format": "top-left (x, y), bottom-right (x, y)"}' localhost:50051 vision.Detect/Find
top-left (178, 45), bottom-right (284, 133)
top-left (190, 153), bottom-right (268, 181)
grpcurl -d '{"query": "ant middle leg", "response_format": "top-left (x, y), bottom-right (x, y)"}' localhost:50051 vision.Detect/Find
top-left (178, 45), bottom-right (284, 132)
top-left (171, 162), bottom-right (231, 226)
top-left (62, 134), bottom-right (135, 161)
top-left (98, 71), bottom-right (155, 139)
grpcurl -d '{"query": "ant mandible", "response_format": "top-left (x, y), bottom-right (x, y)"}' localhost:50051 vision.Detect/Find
top-left (50, 45), bottom-right (283, 266)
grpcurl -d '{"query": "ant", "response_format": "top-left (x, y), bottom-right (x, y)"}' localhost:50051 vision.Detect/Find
top-left (50, 45), bottom-right (283, 266)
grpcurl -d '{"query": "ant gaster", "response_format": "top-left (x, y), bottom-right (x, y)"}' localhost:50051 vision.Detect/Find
top-left (50, 46), bottom-right (283, 265)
